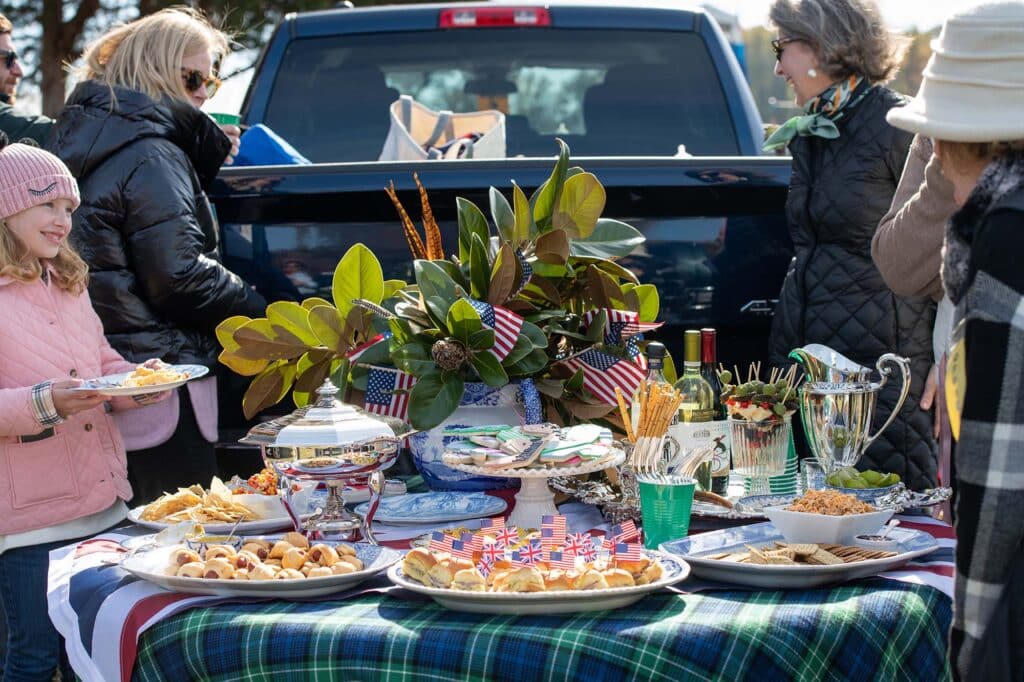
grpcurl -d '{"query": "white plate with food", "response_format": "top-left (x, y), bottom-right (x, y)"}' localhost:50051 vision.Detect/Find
top-left (387, 550), bottom-right (689, 615)
top-left (73, 363), bottom-right (208, 396)
top-left (660, 522), bottom-right (937, 589)
top-left (121, 536), bottom-right (401, 598)
top-left (128, 481), bottom-right (296, 534)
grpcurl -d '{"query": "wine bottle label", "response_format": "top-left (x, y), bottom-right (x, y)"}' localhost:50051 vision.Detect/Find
top-left (670, 420), bottom-right (731, 476)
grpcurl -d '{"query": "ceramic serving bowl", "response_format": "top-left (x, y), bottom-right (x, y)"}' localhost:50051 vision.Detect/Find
top-left (763, 506), bottom-right (893, 544)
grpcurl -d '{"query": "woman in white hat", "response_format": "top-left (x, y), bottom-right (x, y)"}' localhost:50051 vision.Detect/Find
top-left (887, 3), bottom-right (1024, 679)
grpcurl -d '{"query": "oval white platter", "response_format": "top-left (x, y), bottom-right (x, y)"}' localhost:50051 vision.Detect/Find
top-left (127, 496), bottom-right (297, 535)
top-left (660, 522), bottom-right (938, 589)
top-left (387, 550), bottom-right (689, 615)
top-left (121, 541), bottom-right (401, 599)
top-left (72, 364), bottom-right (209, 396)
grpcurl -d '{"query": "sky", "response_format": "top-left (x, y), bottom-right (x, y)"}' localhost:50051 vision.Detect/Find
top-left (712, 0), bottom-right (980, 30)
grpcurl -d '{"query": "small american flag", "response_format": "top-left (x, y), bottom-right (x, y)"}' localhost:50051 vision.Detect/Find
top-left (480, 518), bottom-right (505, 535)
top-left (564, 532), bottom-right (590, 556)
top-left (541, 515), bottom-right (567, 549)
top-left (494, 526), bottom-right (519, 548)
top-left (467, 298), bottom-right (524, 361)
top-left (515, 540), bottom-right (543, 565)
top-left (608, 520), bottom-right (639, 544)
top-left (614, 542), bottom-right (643, 563)
top-left (429, 531), bottom-right (454, 554)
top-left (477, 558), bottom-right (494, 577)
top-left (346, 331), bottom-right (392, 362)
top-left (481, 543), bottom-right (504, 563)
top-left (559, 347), bottom-right (646, 406)
top-left (548, 551), bottom-right (577, 570)
top-left (513, 248), bottom-right (533, 296)
top-left (583, 308), bottom-right (663, 345)
top-left (364, 366), bottom-right (417, 420)
top-left (450, 539), bottom-right (474, 560)
top-left (625, 336), bottom-right (647, 370)
top-left (462, 533), bottom-right (483, 553)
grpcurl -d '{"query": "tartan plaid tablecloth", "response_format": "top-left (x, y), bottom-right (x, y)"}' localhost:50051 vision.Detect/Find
top-left (131, 579), bottom-right (951, 682)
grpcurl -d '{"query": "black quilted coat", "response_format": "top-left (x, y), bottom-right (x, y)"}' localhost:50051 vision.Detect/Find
top-left (47, 81), bottom-right (265, 367)
top-left (769, 84), bottom-right (938, 490)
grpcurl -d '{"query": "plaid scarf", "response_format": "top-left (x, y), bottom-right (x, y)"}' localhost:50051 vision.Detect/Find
top-left (763, 75), bottom-right (869, 152)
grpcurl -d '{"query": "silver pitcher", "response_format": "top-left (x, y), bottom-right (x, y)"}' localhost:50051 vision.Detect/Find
top-left (789, 346), bottom-right (911, 474)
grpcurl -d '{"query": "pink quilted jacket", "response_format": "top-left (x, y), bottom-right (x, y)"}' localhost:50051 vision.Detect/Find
top-left (0, 272), bottom-right (138, 534)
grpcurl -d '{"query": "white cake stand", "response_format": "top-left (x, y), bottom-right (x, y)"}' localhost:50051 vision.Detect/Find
top-left (442, 450), bottom-right (625, 530)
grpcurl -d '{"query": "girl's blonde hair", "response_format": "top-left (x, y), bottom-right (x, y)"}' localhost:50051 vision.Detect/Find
top-left (75, 7), bottom-right (229, 104)
top-left (0, 218), bottom-right (89, 295)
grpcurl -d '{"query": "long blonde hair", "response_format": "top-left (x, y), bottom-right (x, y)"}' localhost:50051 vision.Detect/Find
top-left (0, 218), bottom-right (89, 295)
top-left (75, 7), bottom-right (229, 105)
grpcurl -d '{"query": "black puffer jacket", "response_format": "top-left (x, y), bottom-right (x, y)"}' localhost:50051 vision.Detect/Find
top-left (47, 81), bottom-right (265, 367)
top-left (769, 83), bottom-right (938, 490)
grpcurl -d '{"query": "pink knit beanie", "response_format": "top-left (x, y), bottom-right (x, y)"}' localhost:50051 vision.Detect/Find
top-left (0, 139), bottom-right (81, 220)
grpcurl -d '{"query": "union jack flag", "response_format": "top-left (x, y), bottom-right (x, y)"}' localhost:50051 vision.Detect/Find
top-left (363, 365), bottom-right (417, 420)
top-left (481, 543), bottom-right (504, 563)
top-left (564, 532), bottom-right (591, 556)
top-left (429, 531), bottom-right (454, 554)
top-left (450, 539), bottom-right (474, 560)
top-left (559, 348), bottom-right (646, 406)
top-left (548, 551), bottom-right (577, 570)
top-left (580, 541), bottom-right (598, 562)
top-left (477, 558), bottom-right (494, 577)
top-left (608, 520), bottom-right (639, 544)
top-left (480, 518), bottom-right (505, 535)
top-left (582, 309), bottom-right (663, 345)
top-left (346, 331), bottom-right (392, 362)
top-left (614, 542), bottom-right (644, 562)
top-left (467, 298), bottom-right (524, 361)
top-left (494, 526), bottom-right (519, 548)
top-left (514, 540), bottom-right (543, 565)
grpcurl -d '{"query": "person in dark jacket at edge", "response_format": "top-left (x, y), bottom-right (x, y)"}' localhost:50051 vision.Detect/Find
top-left (763, 0), bottom-right (937, 491)
top-left (888, 3), bottom-right (1024, 679)
top-left (47, 8), bottom-right (266, 505)
top-left (0, 13), bottom-right (53, 146)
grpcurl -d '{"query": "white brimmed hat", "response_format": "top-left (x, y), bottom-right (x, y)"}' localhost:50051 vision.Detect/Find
top-left (887, 2), bottom-right (1024, 142)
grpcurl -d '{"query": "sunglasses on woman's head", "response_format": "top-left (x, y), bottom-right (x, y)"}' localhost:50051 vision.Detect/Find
top-left (181, 68), bottom-right (221, 98)
top-left (771, 38), bottom-right (800, 61)
top-left (0, 49), bottom-right (17, 70)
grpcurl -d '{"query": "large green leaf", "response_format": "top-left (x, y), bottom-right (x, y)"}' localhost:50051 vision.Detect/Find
top-left (308, 305), bottom-right (347, 352)
top-left (519, 319), bottom-right (549, 350)
top-left (634, 283), bottom-right (660, 322)
top-left (382, 279), bottom-right (407, 300)
top-left (469, 234), bottom-right (490, 300)
top-left (505, 348), bottom-right (548, 376)
top-left (502, 334), bottom-right (534, 366)
top-left (490, 187), bottom-right (515, 243)
top-left (408, 372), bottom-right (464, 430)
top-left (470, 351), bottom-right (508, 387)
top-left (553, 173), bottom-right (605, 239)
top-left (531, 139), bottom-right (570, 230)
top-left (232, 319), bottom-right (308, 361)
top-left (573, 255), bottom-right (639, 284)
top-left (294, 350), bottom-right (333, 393)
top-left (583, 309), bottom-right (607, 344)
top-left (332, 243), bottom-right (384, 320)
top-left (266, 301), bottom-right (321, 346)
top-left (487, 244), bottom-right (517, 306)
top-left (216, 315), bottom-right (251, 352)
top-left (415, 260), bottom-right (459, 306)
top-left (457, 197), bottom-right (491, 263)
top-left (468, 328), bottom-right (496, 351)
top-left (512, 182), bottom-right (534, 243)
top-left (570, 218), bottom-right (645, 259)
top-left (392, 343), bottom-right (438, 377)
top-left (242, 361), bottom-right (296, 419)
top-left (446, 298), bottom-right (483, 343)
top-left (535, 229), bottom-right (569, 265)
top-left (218, 349), bottom-right (269, 377)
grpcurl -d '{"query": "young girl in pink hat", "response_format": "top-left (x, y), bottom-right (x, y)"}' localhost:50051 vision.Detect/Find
top-left (0, 135), bottom-right (167, 680)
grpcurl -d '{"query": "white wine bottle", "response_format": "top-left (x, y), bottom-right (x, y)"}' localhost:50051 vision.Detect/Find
top-left (671, 330), bottom-right (717, 489)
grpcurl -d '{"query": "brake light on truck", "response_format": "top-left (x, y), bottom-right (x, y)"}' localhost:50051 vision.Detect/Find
top-left (438, 7), bottom-right (552, 28)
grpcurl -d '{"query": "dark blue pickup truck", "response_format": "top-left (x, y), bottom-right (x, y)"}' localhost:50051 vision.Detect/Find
top-left (210, 2), bottom-right (793, 439)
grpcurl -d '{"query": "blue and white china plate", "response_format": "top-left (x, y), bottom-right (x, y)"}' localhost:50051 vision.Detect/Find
top-left (73, 364), bottom-right (209, 396)
top-left (387, 550), bottom-right (688, 615)
top-left (122, 540), bottom-right (400, 598)
top-left (734, 494), bottom-right (797, 515)
top-left (354, 492), bottom-right (507, 525)
top-left (660, 522), bottom-right (938, 589)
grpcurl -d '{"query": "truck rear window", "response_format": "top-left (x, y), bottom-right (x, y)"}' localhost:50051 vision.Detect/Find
top-left (262, 28), bottom-right (738, 161)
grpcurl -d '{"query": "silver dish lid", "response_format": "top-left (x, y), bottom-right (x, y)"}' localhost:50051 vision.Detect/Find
top-left (239, 378), bottom-right (406, 449)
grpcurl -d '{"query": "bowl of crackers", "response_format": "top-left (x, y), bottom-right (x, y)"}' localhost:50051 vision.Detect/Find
top-left (763, 489), bottom-right (893, 544)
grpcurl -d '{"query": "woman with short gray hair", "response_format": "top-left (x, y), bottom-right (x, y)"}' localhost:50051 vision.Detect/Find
top-left (765, 0), bottom-right (938, 490)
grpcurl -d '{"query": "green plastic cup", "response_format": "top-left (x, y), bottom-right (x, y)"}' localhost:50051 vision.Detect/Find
top-left (638, 475), bottom-right (696, 549)
top-left (208, 112), bottom-right (241, 126)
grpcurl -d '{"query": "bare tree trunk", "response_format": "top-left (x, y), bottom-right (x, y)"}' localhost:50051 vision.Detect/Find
top-left (40, 0), bottom-right (102, 117)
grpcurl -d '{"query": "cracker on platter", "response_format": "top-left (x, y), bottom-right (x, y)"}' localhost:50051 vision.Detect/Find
top-left (706, 541), bottom-right (896, 566)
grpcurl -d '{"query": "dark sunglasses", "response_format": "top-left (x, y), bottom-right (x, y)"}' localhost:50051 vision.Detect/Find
top-left (181, 67), bottom-right (221, 98)
top-left (771, 38), bottom-right (800, 61)
top-left (0, 49), bottom-right (17, 70)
